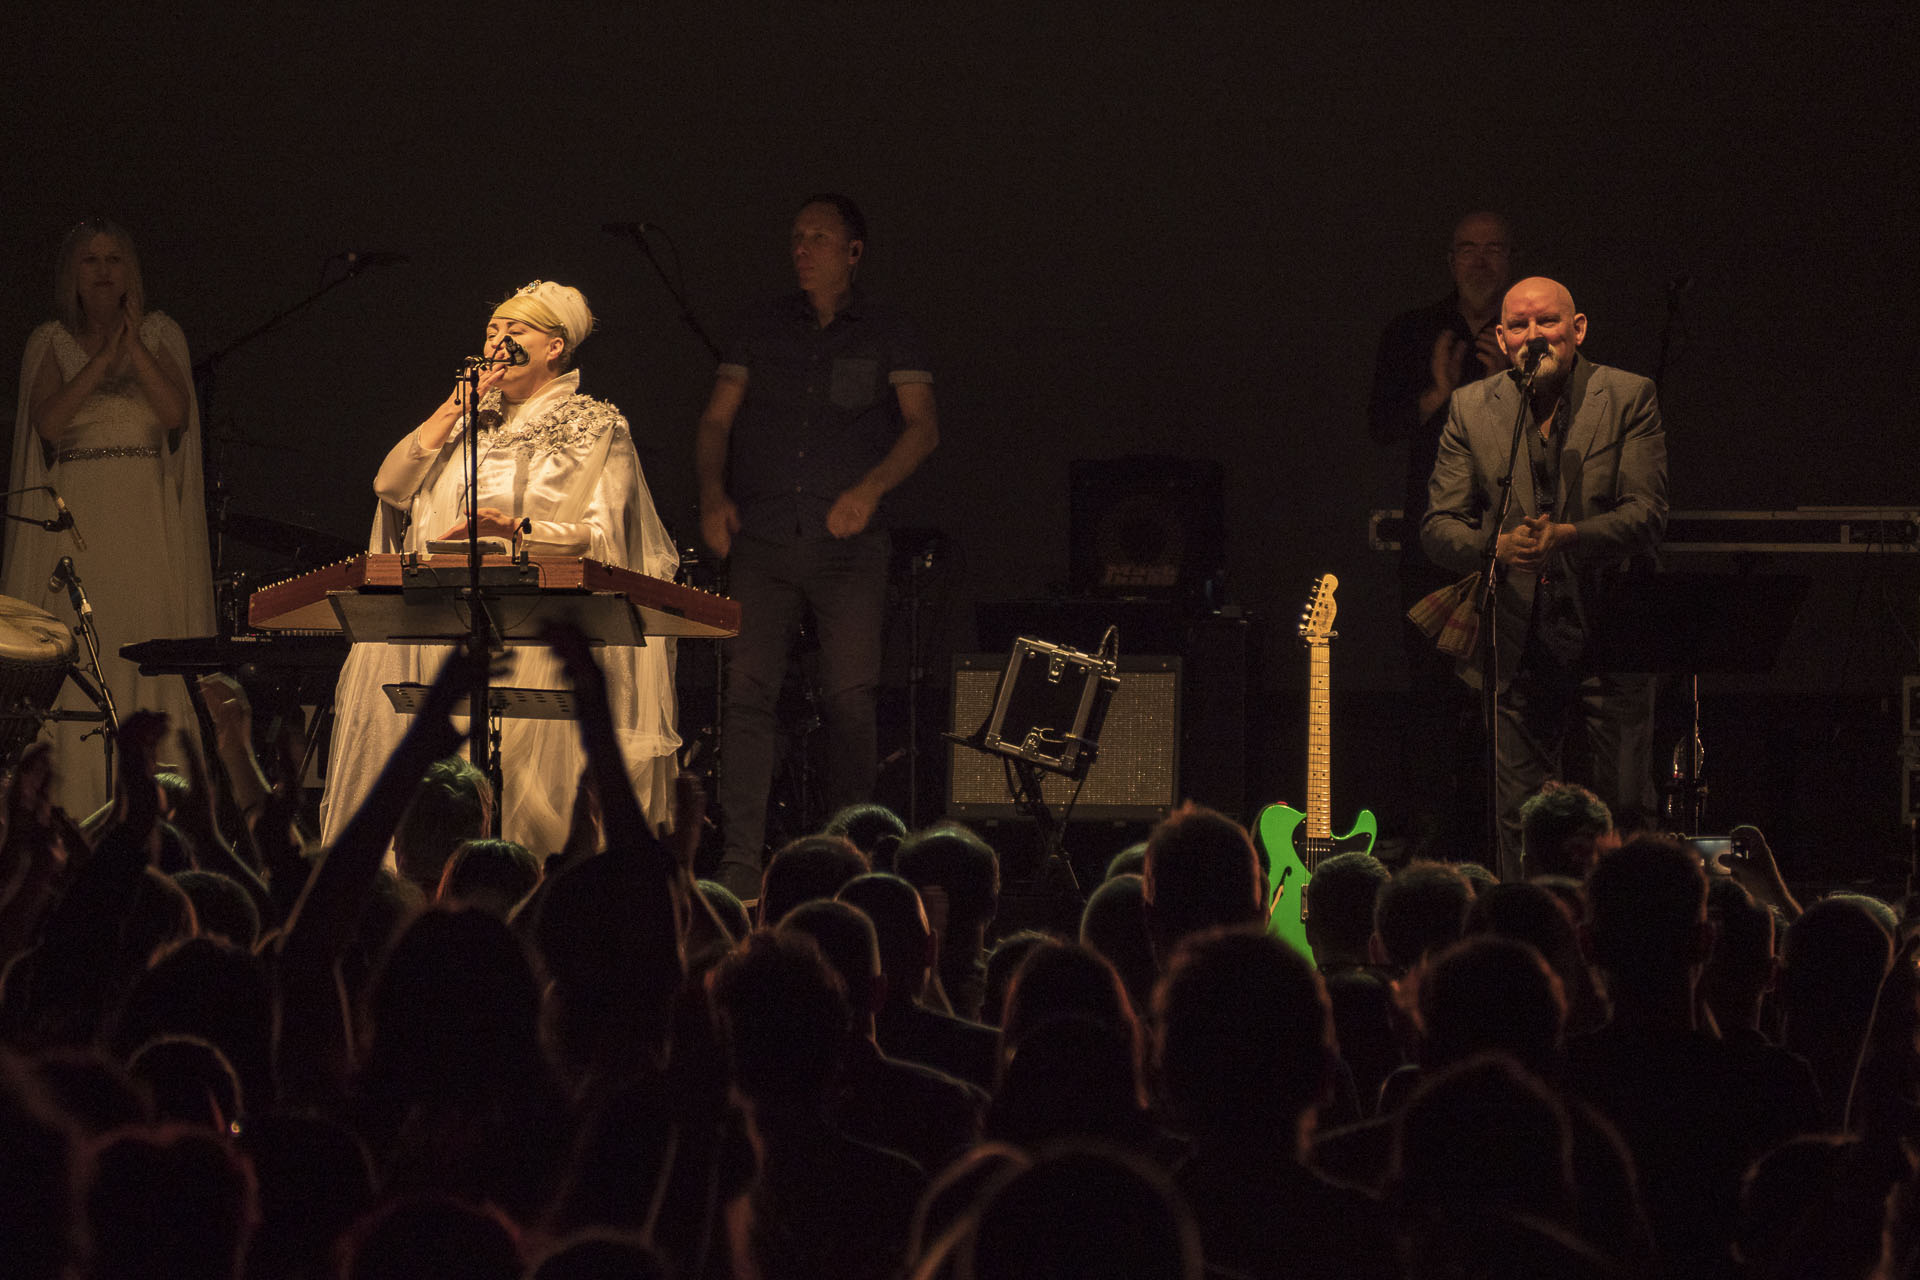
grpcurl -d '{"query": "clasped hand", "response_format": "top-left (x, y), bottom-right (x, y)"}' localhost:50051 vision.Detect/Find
top-left (1496, 513), bottom-right (1571, 573)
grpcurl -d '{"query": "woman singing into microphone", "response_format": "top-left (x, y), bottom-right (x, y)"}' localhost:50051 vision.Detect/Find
top-left (319, 281), bottom-right (680, 865)
top-left (2, 218), bottom-right (214, 811)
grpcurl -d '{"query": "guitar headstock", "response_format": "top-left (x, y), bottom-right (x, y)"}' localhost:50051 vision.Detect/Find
top-left (1299, 573), bottom-right (1339, 644)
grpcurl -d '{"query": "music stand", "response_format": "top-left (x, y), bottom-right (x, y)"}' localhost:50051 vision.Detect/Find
top-left (334, 573), bottom-right (649, 811)
top-left (946, 636), bottom-right (1120, 899)
top-left (1582, 571), bottom-right (1810, 833)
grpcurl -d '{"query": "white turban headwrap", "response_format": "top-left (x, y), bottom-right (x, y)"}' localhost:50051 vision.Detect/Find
top-left (491, 280), bottom-right (594, 354)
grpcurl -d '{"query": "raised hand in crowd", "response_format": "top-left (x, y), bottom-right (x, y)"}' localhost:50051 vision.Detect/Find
top-left (104, 709), bottom-right (171, 851)
top-left (169, 723), bottom-right (275, 929)
top-left (1719, 822), bottom-right (1804, 921)
top-left (0, 746), bottom-right (73, 967)
top-left (273, 642), bottom-right (484, 1105)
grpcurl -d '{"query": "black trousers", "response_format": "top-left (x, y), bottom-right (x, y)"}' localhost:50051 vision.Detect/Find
top-left (1493, 648), bottom-right (1658, 882)
top-left (716, 529), bottom-right (890, 891)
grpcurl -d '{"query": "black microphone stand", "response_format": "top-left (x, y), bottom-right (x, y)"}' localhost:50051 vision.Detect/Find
top-left (610, 221), bottom-right (727, 797)
top-left (53, 564), bottom-right (120, 795)
top-left (454, 351), bottom-right (516, 799)
top-left (192, 254), bottom-right (403, 578)
top-left (1651, 276), bottom-right (1689, 391)
top-left (1474, 357), bottom-right (1541, 863)
top-left (609, 223), bottom-right (723, 361)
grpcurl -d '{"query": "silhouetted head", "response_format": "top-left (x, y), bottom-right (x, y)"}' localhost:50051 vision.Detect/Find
top-left (1374, 861), bottom-right (1472, 973)
top-left (760, 835), bottom-right (869, 926)
top-left (1737, 1134), bottom-right (1883, 1280)
top-left (1702, 877), bottom-right (1776, 1016)
top-left (837, 872), bottom-right (934, 1007)
top-left (1080, 874), bottom-right (1156, 1020)
top-left (1303, 850), bottom-right (1389, 960)
top-left (695, 879), bottom-right (753, 942)
top-left (393, 756), bottom-right (491, 894)
top-left (534, 850), bottom-right (684, 1021)
top-left (110, 937), bottom-right (272, 1122)
top-left (531, 1229), bottom-right (667, 1280)
top-left (338, 1194), bottom-right (520, 1280)
top-left (1142, 803), bottom-right (1262, 962)
top-left (987, 1014), bottom-right (1147, 1150)
top-left (1154, 924), bottom-right (1333, 1145)
top-left (83, 1123), bottom-right (258, 1280)
top-left (124, 1036), bottom-right (242, 1135)
top-left (707, 930), bottom-right (849, 1118)
top-left (909, 1143), bottom-right (1031, 1263)
top-left (1104, 843), bottom-right (1148, 881)
top-left (1778, 894), bottom-right (1894, 1031)
top-left (1413, 936), bottom-right (1566, 1075)
top-left (1, 1049), bottom-right (79, 1280)
top-left (1002, 940), bottom-right (1138, 1054)
top-left (170, 871), bottom-right (260, 950)
top-left (1520, 782), bottom-right (1613, 880)
top-left (1391, 1054), bottom-right (1573, 1227)
top-left (1582, 835), bottom-right (1710, 990)
top-left (361, 908), bottom-right (548, 1104)
top-left (823, 803), bottom-right (908, 867)
top-left (779, 899), bottom-right (885, 1020)
top-left (895, 824), bottom-right (1000, 934)
top-left (436, 838), bottom-right (539, 917)
top-left (982, 930), bottom-right (1052, 1029)
top-left (960, 1142), bottom-right (1203, 1280)
top-left (239, 1111), bottom-right (374, 1280)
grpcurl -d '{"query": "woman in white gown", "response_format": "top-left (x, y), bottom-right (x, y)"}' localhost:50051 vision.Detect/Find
top-left (318, 280), bottom-right (680, 856)
top-left (2, 218), bottom-right (215, 812)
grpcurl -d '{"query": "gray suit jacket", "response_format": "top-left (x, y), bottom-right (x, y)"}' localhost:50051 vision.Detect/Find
top-left (1420, 354), bottom-right (1667, 689)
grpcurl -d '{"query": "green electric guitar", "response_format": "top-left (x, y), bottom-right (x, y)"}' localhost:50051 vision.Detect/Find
top-left (1257, 574), bottom-right (1378, 962)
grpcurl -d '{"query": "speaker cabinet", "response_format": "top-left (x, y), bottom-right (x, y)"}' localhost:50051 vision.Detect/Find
top-left (1068, 456), bottom-right (1226, 605)
top-left (948, 654), bottom-right (1180, 821)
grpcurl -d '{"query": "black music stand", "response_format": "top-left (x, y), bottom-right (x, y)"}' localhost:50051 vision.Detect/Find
top-left (946, 636), bottom-right (1120, 906)
top-left (333, 581), bottom-right (648, 815)
top-left (1582, 571), bottom-right (1810, 833)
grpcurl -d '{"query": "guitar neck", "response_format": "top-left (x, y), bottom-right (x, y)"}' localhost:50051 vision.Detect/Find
top-left (1305, 639), bottom-right (1332, 843)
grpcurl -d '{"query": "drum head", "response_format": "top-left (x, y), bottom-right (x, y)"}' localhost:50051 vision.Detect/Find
top-left (0, 594), bottom-right (77, 664)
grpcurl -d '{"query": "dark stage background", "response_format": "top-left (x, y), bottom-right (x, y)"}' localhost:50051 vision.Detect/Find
top-left (6, 6), bottom-right (1917, 877)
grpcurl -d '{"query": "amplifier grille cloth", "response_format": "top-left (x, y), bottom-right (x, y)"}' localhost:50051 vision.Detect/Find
top-left (947, 659), bottom-right (1179, 815)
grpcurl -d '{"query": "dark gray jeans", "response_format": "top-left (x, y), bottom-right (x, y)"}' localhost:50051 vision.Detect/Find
top-left (1494, 654), bottom-right (1657, 882)
top-left (716, 529), bottom-right (890, 890)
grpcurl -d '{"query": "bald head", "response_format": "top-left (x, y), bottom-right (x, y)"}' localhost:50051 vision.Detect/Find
top-left (1496, 276), bottom-right (1586, 388)
top-left (1503, 276), bottom-right (1575, 316)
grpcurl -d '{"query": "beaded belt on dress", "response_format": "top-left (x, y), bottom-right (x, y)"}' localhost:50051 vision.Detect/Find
top-left (55, 446), bottom-right (160, 463)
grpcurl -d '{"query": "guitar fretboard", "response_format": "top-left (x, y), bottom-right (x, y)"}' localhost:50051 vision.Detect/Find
top-left (1306, 640), bottom-right (1331, 848)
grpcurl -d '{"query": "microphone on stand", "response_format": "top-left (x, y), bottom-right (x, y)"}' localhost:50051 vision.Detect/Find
top-left (48, 490), bottom-right (87, 551)
top-left (48, 556), bottom-right (91, 619)
top-left (602, 221), bottom-right (654, 236)
top-left (339, 251), bottom-right (410, 271)
top-left (1522, 335), bottom-right (1550, 373)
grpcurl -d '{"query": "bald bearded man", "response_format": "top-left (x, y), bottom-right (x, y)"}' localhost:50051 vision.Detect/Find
top-left (1421, 277), bottom-right (1667, 881)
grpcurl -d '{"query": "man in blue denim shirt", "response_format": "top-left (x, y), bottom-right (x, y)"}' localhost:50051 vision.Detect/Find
top-left (696, 194), bottom-right (939, 901)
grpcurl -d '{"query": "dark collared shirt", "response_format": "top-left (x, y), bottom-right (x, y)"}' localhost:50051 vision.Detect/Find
top-left (719, 290), bottom-right (932, 543)
top-left (1526, 391), bottom-right (1584, 664)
